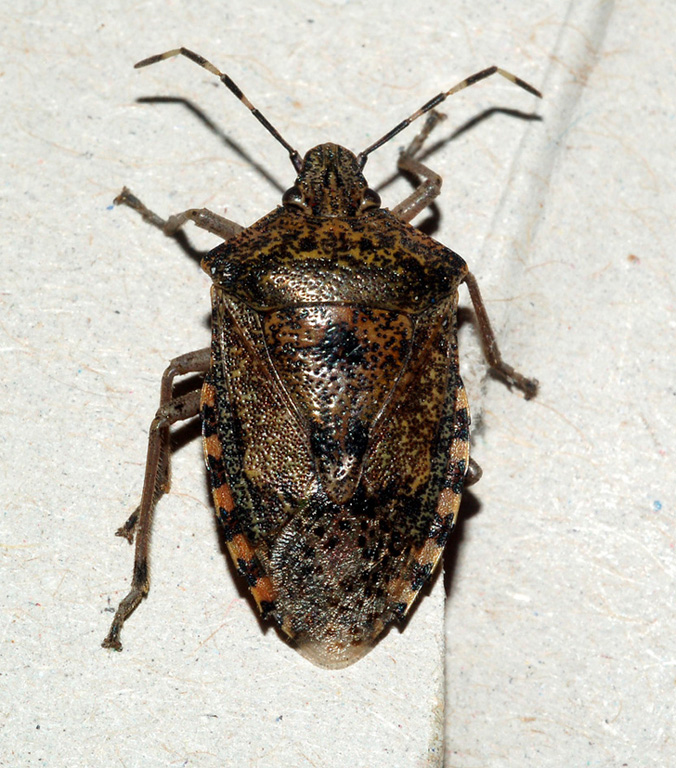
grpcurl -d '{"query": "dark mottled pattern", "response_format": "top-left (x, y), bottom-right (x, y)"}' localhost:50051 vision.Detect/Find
top-left (202, 209), bottom-right (467, 312)
top-left (362, 301), bottom-right (460, 544)
top-left (262, 305), bottom-right (412, 504)
top-left (199, 143), bottom-right (472, 667)
top-left (207, 294), bottom-right (317, 544)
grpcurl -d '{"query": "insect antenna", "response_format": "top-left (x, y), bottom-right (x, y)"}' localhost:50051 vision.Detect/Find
top-left (134, 48), bottom-right (303, 172)
top-left (357, 66), bottom-right (542, 168)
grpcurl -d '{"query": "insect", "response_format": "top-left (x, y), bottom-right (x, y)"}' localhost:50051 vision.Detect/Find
top-left (103, 48), bottom-right (540, 668)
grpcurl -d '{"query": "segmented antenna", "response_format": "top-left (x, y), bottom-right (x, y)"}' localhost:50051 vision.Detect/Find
top-left (357, 66), bottom-right (542, 168)
top-left (134, 50), bottom-right (541, 174)
top-left (134, 47), bottom-right (303, 172)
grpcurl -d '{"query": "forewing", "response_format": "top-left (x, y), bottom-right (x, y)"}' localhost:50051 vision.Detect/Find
top-left (202, 289), bottom-right (318, 614)
top-left (361, 296), bottom-right (470, 617)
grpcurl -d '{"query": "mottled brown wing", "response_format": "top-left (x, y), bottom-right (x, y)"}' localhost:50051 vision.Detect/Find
top-left (201, 288), bottom-right (318, 616)
top-left (203, 286), bottom-right (469, 667)
top-left (261, 304), bottom-right (414, 504)
top-left (263, 296), bottom-right (469, 666)
top-left (361, 294), bottom-right (470, 619)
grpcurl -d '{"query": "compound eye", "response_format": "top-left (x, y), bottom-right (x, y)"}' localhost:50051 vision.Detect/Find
top-left (359, 187), bottom-right (381, 212)
top-left (282, 185), bottom-right (306, 209)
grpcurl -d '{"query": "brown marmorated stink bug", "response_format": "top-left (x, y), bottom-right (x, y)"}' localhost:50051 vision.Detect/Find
top-left (103, 48), bottom-right (540, 668)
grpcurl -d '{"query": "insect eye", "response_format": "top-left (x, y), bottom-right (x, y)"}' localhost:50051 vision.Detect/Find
top-left (282, 185), bottom-right (307, 209)
top-left (359, 187), bottom-right (381, 212)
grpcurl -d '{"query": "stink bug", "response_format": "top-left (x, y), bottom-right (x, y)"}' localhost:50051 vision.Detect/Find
top-left (103, 48), bottom-right (540, 668)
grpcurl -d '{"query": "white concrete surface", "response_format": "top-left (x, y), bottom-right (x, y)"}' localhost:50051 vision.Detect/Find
top-left (2, 1), bottom-right (674, 766)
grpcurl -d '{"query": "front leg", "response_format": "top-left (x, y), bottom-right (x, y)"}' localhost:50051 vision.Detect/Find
top-left (391, 111), bottom-right (446, 223)
top-left (114, 187), bottom-right (244, 241)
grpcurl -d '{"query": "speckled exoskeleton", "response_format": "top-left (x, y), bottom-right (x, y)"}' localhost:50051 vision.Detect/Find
top-left (103, 48), bottom-right (540, 668)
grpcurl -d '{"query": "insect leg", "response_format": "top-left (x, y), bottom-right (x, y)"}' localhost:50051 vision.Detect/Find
top-left (114, 187), bottom-right (244, 241)
top-left (103, 348), bottom-right (211, 651)
top-left (465, 457), bottom-right (483, 487)
top-left (463, 272), bottom-right (538, 399)
top-left (391, 111), bottom-right (446, 222)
